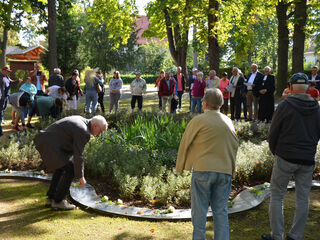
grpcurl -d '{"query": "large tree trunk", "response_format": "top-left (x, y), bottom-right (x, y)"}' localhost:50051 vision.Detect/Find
top-left (163, 6), bottom-right (189, 85)
top-left (292, 0), bottom-right (307, 73)
top-left (0, 29), bottom-right (8, 67)
top-left (48, 0), bottom-right (58, 75)
top-left (276, 0), bottom-right (289, 95)
top-left (208, 0), bottom-right (220, 75)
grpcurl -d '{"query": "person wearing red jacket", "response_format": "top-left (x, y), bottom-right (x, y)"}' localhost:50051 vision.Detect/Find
top-left (159, 72), bottom-right (175, 113)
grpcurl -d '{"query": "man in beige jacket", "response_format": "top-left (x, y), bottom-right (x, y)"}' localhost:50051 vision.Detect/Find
top-left (176, 88), bottom-right (238, 240)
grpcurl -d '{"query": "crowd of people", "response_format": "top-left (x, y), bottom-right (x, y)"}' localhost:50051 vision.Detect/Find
top-left (2, 62), bottom-right (320, 136)
top-left (1, 61), bottom-right (320, 240)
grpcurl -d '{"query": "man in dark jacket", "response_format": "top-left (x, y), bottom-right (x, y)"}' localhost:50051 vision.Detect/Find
top-left (48, 68), bottom-right (64, 87)
top-left (188, 68), bottom-right (198, 111)
top-left (34, 115), bottom-right (107, 210)
top-left (245, 64), bottom-right (263, 121)
top-left (308, 66), bottom-right (320, 90)
top-left (159, 72), bottom-right (175, 113)
top-left (262, 73), bottom-right (320, 240)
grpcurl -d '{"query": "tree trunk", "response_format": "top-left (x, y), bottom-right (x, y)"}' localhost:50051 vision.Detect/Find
top-left (193, 26), bottom-right (198, 68)
top-left (0, 29), bottom-right (8, 67)
top-left (208, 0), bottom-right (220, 75)
top-left (276, 0), bottom-right (289, 95)
top-left (163, 6), bottom-right (189, 85)
top-left (292, 0), bottom-right (307, 73)
top-left (48, 0), bottom-right (58, 75)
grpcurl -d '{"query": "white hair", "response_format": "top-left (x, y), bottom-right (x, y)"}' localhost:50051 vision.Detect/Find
top-left (264, 66), bottom-right (271, 72)
top-left (197, 71), bottom-right (204, 77)
top-left (209, 70), bottom-right (216, 75)
top-left (54, 68), bottom-right (61, 74)
top-left (91, 115), bottom-right (108, 129)
top-left (203, 88), bottom-right (224, 110)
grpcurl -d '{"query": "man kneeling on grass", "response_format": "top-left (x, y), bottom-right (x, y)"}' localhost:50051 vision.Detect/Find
top-left (34, 115), bottom-right (107, 210)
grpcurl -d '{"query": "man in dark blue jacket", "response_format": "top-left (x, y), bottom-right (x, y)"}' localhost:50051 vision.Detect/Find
top-left (308, 66), bottom-right (320, 90)
top-left (188, 68), bottom-right (198, 111)
top-left (262, 73), bottom-right (320, 240)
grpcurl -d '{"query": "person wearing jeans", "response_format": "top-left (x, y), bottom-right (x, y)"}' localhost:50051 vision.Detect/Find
top-left (84, 69), bottom-right (103, 115)
top-left (176, 88), bottom-right (238, 240)
top-left (191, 72), bottom-right (206, 114)
top-left (262, 73), bottom-right (320, 240)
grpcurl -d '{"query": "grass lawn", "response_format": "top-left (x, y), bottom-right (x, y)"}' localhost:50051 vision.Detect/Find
top-left (0, 179), bottom-right (320, 240)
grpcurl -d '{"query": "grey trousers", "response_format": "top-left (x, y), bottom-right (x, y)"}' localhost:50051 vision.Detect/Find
top-left (269, 155), bottom-right (314, 240)
top-left (109, 92), bottom-right (121, 113)
top-left (162, 95), bottom-right (173, 113)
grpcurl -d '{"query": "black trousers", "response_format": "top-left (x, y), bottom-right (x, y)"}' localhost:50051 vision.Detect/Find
top-left (230, 97), bottom-right (241, 120)
top-left (98, 92), bottom-right (105, 113)
top-left (47, 162), bottom-right (74, 202)
top-left (157, 92), bottom-right (162, 109)
top-left (131, 95), bottom-right (143, 110)
top-left (177, 91), bottom-right (183, 109)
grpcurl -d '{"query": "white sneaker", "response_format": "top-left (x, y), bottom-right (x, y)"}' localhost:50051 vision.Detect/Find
top-left (45, 198), bottom-right (53, 208)
top-left (51, 200), bottom-right (76, 210)
top-left (177, 108), bottom-right (182, 112)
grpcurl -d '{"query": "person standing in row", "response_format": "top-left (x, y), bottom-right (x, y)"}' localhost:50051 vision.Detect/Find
top-left (308, 66), bottom-right (320, 90)
top-left (189, 68), bottom-right (198, 111)
top-left (65, 71), bottom-right (81, 115)
top-left (206, 70), bottom-right (220, 89)
top-left (174, 66), bottom-right (185, 112)
top-left (130, 72), bottom-right (146, 113)
top-left (96, 71), bottom-right (105, 114)
top-left (159, 72), bottom-right (175, 113)
top-left (219, 72), bottom-right (230, 115)
top-left (245, 64), bottom-right (263, 121)
top-left (229, 67), bottom-right (245, 120)
top-left (84, 70), bottom-right (103, 116)
top-left (191, 72), bottom-right (206, 114)
top-left (48, 68), bottom-right (64, 87)
top-left (258, 66), bottom-right (275, 123)
top-left (155, 70), bottom-right (165, 110)
top-left (109, 71), bottom-right (123, 114)
top-left (30, 63), bottom-right (47, 96)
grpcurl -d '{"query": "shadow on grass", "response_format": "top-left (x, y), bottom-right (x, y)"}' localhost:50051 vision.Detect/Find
top-left (112, 232), bottom-right (154, 240)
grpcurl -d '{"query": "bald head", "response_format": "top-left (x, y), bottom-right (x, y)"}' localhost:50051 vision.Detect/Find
top-left (90, 115), bottom-right (108, 136)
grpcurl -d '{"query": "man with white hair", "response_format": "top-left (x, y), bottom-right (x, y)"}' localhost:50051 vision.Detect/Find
top-left (262, 73), bottom-right (320, 240)
top-left (34, 115), bottom-right (107, 210)
top-left (245, 63), bottom-right (263, 121)
top-left (48, 68), bottom-right (64, 87)
top-left (177, 88), bottom-right (238, 239)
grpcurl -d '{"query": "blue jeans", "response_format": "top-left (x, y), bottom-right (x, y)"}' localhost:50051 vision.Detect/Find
top-left (191, 171), bottom-right (232, 240)
top-left (85, 91), bottom-right (98, 114)
top-left (191, 97), bottom-right (202, 113)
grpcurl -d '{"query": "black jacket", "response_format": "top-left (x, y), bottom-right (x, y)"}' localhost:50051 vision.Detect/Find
top-left (268, 94), bottom-right (320, 165)
top-left (260, 74), bottom-right (275, 96)
top-left (245, 71), bottom-right (264, 97)
top-left (48, 74), bottom-right (64, 87)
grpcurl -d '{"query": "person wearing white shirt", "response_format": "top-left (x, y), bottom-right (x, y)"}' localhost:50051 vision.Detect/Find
top-left (245, 64), bottom-right (263, 121)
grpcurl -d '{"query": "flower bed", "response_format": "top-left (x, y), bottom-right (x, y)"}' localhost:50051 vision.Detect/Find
top-left (1, 110), bottom-right (320, 208)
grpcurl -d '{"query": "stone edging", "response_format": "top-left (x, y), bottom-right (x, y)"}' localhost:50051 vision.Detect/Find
top-left (1, 171), bottom-right (319, 220)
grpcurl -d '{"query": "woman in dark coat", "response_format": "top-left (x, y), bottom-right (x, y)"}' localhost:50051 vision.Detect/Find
top-left (258, 66), bottom-right (275, 122)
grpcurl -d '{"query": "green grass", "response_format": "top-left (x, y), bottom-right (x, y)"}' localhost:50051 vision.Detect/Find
top-left (0, 178), bottom-right (320, 240)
